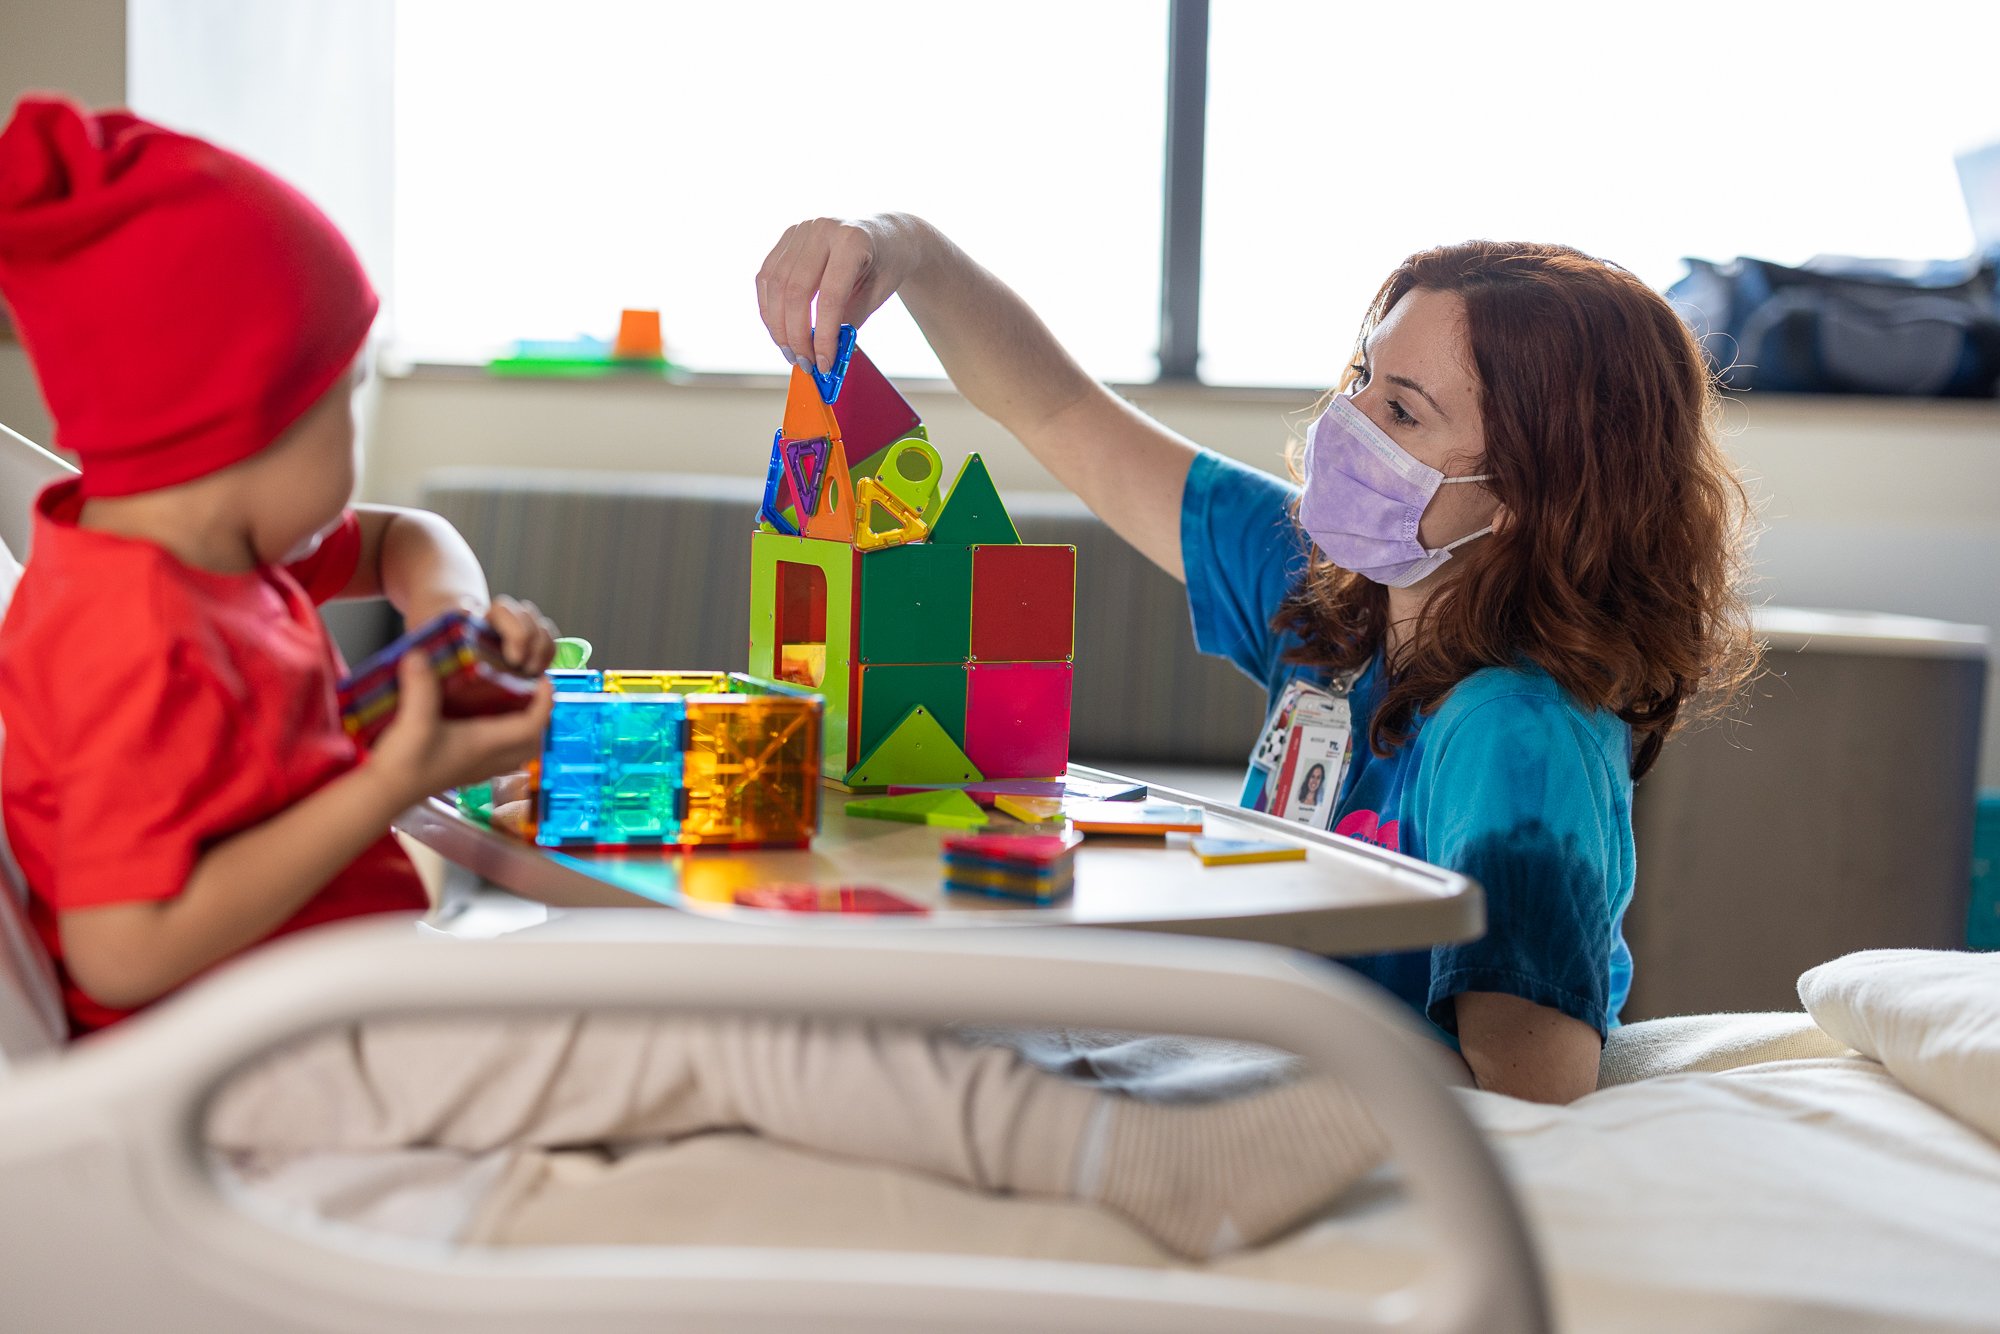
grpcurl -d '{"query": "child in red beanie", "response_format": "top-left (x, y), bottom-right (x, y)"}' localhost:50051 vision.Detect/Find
top-left (0, 97), bottom-right (557, 1032)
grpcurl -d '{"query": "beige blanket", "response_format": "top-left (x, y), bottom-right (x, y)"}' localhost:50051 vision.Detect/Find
top-left (466, 1054), bottom-right (2000, 1331)
top-left (1596, 1010), bottom-right (1851, 1087)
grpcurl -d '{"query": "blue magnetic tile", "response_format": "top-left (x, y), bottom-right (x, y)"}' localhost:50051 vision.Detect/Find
top-left (537, 694), bottom-right (688, 846)
top-left (811, 324), bottom-right (857, 403)
top-left (758, 429), bottom-right (800, 535)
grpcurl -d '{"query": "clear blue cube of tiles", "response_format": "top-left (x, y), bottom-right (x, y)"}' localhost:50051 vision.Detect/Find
top-left (538, 693), bottom-right (687, 846)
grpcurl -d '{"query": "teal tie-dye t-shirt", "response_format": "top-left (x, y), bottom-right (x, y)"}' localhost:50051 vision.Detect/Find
top-left (1180, 450), bottom-right (1635, 1041)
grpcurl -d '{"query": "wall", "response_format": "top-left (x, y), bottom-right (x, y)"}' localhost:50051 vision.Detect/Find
top-left (362, 368), bottom-right (1322, 502)
top-left (0, 0), bottom-right (128, 447)
top-left (125, 0), bottom-right (395, 296)
top-left (366, 370), bottom-right (2000, 787)
top-left (0, 0), bottom-right (392, 449)
top-left (1715, 395), bottom-right (2000, 790)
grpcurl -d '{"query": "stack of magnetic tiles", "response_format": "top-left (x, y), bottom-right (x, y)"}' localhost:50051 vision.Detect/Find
top-left (748, 328), bottom-right (1077, 788)
top-left (940, 831), bottom-right (1082, 904)
top-left (527, 670), bottom-right (822, 851)
top-left (338, 610), bottom-right (539, 747)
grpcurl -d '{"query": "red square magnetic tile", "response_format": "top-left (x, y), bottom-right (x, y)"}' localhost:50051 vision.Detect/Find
top-left (970, 544), bottom-right (1075, 663)
top-left (965, 662), bottom-right (1072, 779)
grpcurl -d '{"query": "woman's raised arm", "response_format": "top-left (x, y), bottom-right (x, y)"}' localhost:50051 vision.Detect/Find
top-left (756, 213), bottom-right (1198, 581)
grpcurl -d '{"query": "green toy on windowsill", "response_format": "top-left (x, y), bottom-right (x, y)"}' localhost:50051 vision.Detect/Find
top-left (455, 636), bottom-right (592, 825)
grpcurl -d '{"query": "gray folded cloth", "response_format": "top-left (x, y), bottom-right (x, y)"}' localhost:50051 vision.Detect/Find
top-left (951, 1026), bottom-right (1301, 1104)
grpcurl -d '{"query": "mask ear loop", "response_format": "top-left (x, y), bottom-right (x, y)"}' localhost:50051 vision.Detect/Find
top-left (1437, 524), bottom-right (1495, 554)
top-left (1433, 472), bottom-right (1497, 553)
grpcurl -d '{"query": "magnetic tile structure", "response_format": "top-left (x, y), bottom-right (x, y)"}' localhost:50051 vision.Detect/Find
top-left (528, 671), bottom-right (822, 850)
top-left (749, 332), bottom-right (1077, 786)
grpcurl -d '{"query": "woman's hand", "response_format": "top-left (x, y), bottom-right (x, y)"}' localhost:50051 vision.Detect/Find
top-left (755, 214), bottom-right (930, 375)
top-left (367, 650), bottom-right (554, 803)
top-left (488, 594), bottom-right (559, 674)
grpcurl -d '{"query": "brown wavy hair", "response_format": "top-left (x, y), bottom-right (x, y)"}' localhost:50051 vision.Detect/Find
top-left (1275, 241), bottom-right (1760, 781)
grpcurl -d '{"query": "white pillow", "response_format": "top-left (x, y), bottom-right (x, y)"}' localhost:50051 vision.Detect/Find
top-left (0, 536), bottom-right (68, 1064)
top-left (1799, 949), bottom-right (2000, 1141)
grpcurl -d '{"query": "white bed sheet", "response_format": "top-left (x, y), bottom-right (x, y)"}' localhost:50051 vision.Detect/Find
top-left (1225, 1055), bottom-right (2000, 1331)
top-left (233, 1050), bottom-right (2000, 1333)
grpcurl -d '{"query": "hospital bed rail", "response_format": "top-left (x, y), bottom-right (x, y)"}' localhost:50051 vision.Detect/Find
top-left (0, 914), bottom-right (1550, 1333)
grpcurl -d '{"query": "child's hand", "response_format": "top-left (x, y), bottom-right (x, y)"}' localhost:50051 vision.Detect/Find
top-left (488, 770), bottom-right (537, 839)
top-left (368, 650), bottom-right (554, 802)
top-left (489, 595), bottom-right (558, 674)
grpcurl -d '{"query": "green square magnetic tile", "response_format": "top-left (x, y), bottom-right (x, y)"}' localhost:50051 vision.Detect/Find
top-left (858, 662), bottom-right (969, 760)
top-left (856, 543), bottom-right (972, 664)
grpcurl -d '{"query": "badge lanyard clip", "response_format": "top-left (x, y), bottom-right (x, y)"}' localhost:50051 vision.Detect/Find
top-left (1241, 670), bottom-right (1358, 827)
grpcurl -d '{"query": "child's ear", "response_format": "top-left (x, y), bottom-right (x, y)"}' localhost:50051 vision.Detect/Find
top-left (1490, 502), bottom-right (1513, 535)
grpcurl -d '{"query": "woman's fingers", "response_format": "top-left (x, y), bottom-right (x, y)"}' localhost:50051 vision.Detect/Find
top-left (812, 227), bottom-right (875, 371)
top-left (755, 223), bottom-right (805, 358)
top-left (769, 222), bottom-right (830, 368)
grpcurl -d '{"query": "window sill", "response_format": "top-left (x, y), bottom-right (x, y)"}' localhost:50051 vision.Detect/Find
top-left (384, 352), bottom-right (1328, 408)
top-left (384, 352), bottom-right (2000, 418)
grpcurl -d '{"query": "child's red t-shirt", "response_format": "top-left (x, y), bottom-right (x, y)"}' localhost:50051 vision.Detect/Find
top-left (0, 480), bottom-right (427, 1034)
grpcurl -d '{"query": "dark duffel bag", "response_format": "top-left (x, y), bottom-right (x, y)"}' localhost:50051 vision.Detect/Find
top-left (1667, 254), bottom-right (2000, 397)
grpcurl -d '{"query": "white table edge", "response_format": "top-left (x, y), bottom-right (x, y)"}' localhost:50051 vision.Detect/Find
top-left (397, 765), bottom-right (1486, 955)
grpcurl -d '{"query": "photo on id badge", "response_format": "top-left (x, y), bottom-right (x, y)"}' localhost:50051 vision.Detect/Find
top-left (1274, 723), bottom-right (1346, 831)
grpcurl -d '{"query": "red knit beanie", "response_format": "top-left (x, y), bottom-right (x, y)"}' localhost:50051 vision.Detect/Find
top-left (0, 96), bottom-right (378, 498)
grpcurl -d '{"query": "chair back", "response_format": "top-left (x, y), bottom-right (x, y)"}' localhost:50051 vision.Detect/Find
top-left (0, 421), bottom-right (76, 558)
top-left (0, 531), bottom-right (64, 1067)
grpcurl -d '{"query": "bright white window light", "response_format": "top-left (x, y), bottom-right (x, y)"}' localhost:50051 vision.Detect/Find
top-left (394, 0), bottom-right (1167, 380)
top-left (1200, 1), bottom-right (2000, 388)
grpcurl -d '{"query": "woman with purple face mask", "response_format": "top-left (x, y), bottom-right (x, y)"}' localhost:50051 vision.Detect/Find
top-left (757, 218), bottom-right (1758, 1106)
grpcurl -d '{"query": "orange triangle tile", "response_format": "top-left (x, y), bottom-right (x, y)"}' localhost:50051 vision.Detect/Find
top-left (802, 437), bottom-right (857, 541)
top-left (784, 364), bottom-right (841, 446)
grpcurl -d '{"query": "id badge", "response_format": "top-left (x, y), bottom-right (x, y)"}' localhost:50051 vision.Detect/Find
top-left (1240, 678), bottom-right (1353, 822)
top-left (1269, 714), bottom-right (1350, 831)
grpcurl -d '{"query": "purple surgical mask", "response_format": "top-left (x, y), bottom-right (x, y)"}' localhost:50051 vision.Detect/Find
top-left (1298, 393), bottom-right (1494, 589)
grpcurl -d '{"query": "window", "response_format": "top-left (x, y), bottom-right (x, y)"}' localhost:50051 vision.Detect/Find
top-left (1198, 0), bottom-right (2000, 387)
top-left (393, 0), bottom-right (1168, 380)
top-left (136, 1), bottom-right (2000, 389)
top-left (129, 0), bottom-right (395, 292)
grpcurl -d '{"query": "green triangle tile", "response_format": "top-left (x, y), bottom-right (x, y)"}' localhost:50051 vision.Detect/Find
top-left (929, 453), bottom-right (1020, 546)
top-left (846, 789), bottom-right (990, 829)
top-left (848, 705), bottom-right (985, 786)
